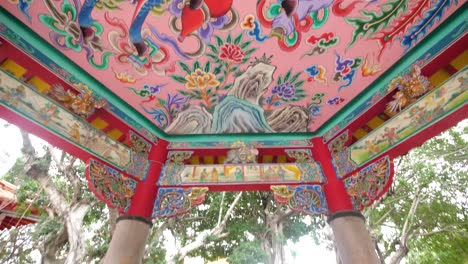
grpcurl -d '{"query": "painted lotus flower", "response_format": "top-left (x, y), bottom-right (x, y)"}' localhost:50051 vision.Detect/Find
top-left (272, 82), bottom-right (296, 100)
top-left (219, 43), bottom-right (245, 63)
top-left (184, 69), bottom-right (219, 90)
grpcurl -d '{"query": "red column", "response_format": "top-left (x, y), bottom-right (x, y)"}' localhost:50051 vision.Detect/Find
top-left (126, 139), bottom-right (169, 218)
top-left (310, 137), bottom-right (354, 213)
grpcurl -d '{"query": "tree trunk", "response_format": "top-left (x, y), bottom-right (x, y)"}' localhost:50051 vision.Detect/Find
top-left (41, 255), bottom-right (64, 264)
top-left (40, 223), bottom-right (68, 264)
top-left (262, 214), bottom-right (286, 264)
top-left (64, 202), bottom-right (92, 264)
top-left (20, 130), bottom-right (91, 263)
top-left (389, 246), bottom-right (409, 264)
top-left (271, 219), bottom-right (286, 264)
top-left (260, 193), bottom-right (291, 264)
top-left (108, 207), bottom-right (119, 235)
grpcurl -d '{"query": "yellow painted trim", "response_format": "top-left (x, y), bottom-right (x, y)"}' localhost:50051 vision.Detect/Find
top-left (262, 155), bottom-right (273, 163)
top-left (429, 69), bottom-right (451, 87)
top-left (190, 156), bottom-right (200, 165)
top-left (0, 59), bottom-right (27, 78)
top-left (353, 128), bottom-right (368, 139)
top-left (107, 128), bottom-right (123, 140)
top-left (276, 155), bottom-right (287, 163)
top-left (90, 117), bottom-right (109, 130)
top-left (27, 76), bottom-right (51, 93)
top-left (367, 116), bottom-right (385, 130)
top-left (450, 50), bottom-right (468, 70)
top-left (203, 156), bottom-right (214, 164)
top-left (218, 156), bottom-right (226, 164)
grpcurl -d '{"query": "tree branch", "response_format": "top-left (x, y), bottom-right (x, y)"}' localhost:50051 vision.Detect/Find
top-left (20, 130), bottom-right (69, 216)
top-left (217, 192), bottom-right (225, 227)
top-left (170, 192), bottom-right (243, 263)
top-left (374, 241), bottom-right (385, 264)
top-left (108, 207), bottom-right (119, 236)
top-left (389, 188), bottom-right (422, 264)
top-left (414, 224), bottom-right (464, 238)
top-left (219, 192), bottom-right (243, 229)
top-left (401, 188), bottom-right (421, 245)
top-left (20, 130), bottom-right (35, 159)
top-left (49, 149), bottom-right (83, 203)
top-left (372, 207), bottom-right (396, 228)
top-left (277, 208), bottom-right (295, 223)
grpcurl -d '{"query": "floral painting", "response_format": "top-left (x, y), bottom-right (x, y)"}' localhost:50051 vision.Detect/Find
top-left (1, 0), bottom-right (462, 135)
top-left (0, 69), bottom-right (148, 179)
top-left (349, 68), bottom-right (468, 165)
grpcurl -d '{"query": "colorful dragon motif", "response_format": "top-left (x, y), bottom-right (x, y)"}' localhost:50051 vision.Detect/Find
top-left (152, 187), bottom-right (208, 217)
top-left (271, 185), bottom-right (329, 215)
top-left (343, 156), bottom-right (392, 210)
top-left (87, 159), bottom-right (138, 213)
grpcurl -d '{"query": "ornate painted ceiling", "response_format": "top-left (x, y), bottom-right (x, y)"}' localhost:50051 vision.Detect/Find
top-left (0, 0), bottom-right (461, 136)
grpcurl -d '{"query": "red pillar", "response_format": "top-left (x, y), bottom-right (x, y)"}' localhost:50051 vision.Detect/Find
top-left (312, 137), bottom-right (379, 263)
top-left (126, 139), bottom-right (169, 218)
top-left (310, 137), bottom-right (354, 213)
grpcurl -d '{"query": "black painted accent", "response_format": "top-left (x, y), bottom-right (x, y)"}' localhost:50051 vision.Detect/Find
top-left (117, 215), bottom-right (153, 227)
top-left (327, 211), bottom-right (365, 224)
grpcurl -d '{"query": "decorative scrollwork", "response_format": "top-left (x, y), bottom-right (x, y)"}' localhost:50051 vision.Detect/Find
top-left (343, 156), bottom-right (392, 210)
top-left (329, 131), bottom-right (356, 178)
top-left (152, 187), bottom-right (208, 218)
top-left (285, 149), bottom-right (325, 183)
top-left (159, 151), bottom-right (194, 185)
top-left (271, 185), bottom-right (328, 216)
top-left (328, 131), bottom-right (349, 154)
top-left (285, 149), bottom-right (312, 163)
top-left (167, 151), bottom-right (194, 165)
top-left (129, 130), bottom-right (152, 157)
top-left (87, 159), bottom-right (137, 213)
top-left (124, 152), bottom-right (150, 181)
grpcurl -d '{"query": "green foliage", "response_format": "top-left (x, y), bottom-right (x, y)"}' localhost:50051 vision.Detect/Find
top-left (165, 191), bottom-right (318, 262)
top-left (0, 226), bottom-right (36, 264)
top-left (0, 148), bottom-right (103, 263)
top-left (227, 240), bottom-right (268, 264)
top-left (366, 121), bottom-right (468, 263)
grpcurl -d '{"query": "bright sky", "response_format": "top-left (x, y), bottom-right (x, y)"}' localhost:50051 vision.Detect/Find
top-left (0, 119), bottom-right (46, 176)
top-left (0, 118), bottom-right (24, 175)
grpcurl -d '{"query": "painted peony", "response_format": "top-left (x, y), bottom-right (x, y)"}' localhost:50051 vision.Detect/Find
top-left (218, 43), bottom-right (245, 63)
top-left (272, 82), bottom-right (296, 100)
top-left (184, 69), bottom-right (220, 90)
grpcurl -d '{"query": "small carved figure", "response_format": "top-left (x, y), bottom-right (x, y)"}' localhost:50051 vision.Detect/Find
top-left (224, 142), bottom-right (259, 164)
top-left (50, 84), bottom-right (106, 118)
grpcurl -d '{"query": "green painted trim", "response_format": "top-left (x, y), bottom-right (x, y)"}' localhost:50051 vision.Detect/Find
top-left (348, 66), bottom-right (468, 165)
top-left (314, 6), bottom-right (467, 136)
top-left (0, 6), bottom-right (465, 143)
top-left (0, 69), bottom-right (130, 170)
top-left (0, 6), bottom-right (168, 139)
